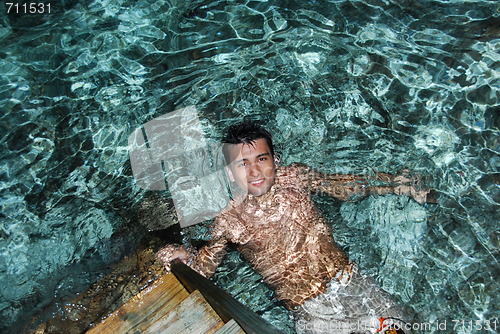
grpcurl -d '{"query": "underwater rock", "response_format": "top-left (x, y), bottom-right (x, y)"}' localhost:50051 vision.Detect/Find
top-left (25, 237), bottom-right (167, 334)
top-left (137, 193), bottom-right (178, 231)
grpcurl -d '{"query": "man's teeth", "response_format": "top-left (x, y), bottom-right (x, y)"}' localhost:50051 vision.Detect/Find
top-left (250, 179), bottom-right (264, 184)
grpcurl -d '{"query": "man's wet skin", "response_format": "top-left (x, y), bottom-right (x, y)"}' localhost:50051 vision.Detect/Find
top-left (225, 138), bottom-right (277, 197)
top-left (157, 138), bottom-right (431, 309)
top-left (160, 139), bottom-right (351, 308)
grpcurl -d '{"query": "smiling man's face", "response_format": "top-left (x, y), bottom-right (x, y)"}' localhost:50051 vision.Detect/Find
top-left (226, 138), bottom-right (276, 197)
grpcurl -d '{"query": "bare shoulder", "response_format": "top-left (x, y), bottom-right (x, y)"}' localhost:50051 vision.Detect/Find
top-left (215, 200), bottom-right (248, 225)
top-left (211, 210), bottom-right (239, 239)
top-left (285, 162), bottom-right (311, 174)
top-left (276, 163), bottom-right (311, 181)
top-left (275, 163), bottom-right (313, 191)
top-left (273, 167), bottom-right (312, 203)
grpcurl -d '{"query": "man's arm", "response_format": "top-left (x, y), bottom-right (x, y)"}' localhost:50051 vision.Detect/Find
top-left (190, 238), bottom-right (228, 278)
top-left (156, 217), bottom-right (229, 278)
top-left (292, 163), bottom-right (435, 204)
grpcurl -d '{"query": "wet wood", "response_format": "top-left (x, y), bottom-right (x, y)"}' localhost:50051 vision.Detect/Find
top-left (143, 290), bottom-right (224, 334)
top-left (86, 273), bottom-right (189, 334)
top-left (215, 319), bottom-right (246, 334)
top-left (170, 259), bottom-right (283, 334)
top-left (28, 242), bottom-right (168, 334)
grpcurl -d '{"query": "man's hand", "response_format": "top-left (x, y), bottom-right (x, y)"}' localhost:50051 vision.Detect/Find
top-left (156, 244), bottom-right (191, 271)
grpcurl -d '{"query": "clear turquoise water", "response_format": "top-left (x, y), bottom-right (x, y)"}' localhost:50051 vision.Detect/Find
top-left (0, 0), bottom-right (499, 332)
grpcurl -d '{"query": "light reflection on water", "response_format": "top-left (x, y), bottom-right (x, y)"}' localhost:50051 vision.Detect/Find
top-left (0, 0), bottom-right (498, 332)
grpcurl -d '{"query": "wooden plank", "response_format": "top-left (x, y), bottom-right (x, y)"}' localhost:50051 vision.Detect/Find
top-left (215, 319), bottom-right (246, 334)
top-left (86, 273), bottom-right (189, 334)
top-left (143, 290), bottom-right (225, 334)
top-left (171, 260), bottom-right (283, 334)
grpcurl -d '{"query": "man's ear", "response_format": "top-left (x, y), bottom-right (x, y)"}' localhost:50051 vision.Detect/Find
top-left (225, 165), bottom-right (235, 182)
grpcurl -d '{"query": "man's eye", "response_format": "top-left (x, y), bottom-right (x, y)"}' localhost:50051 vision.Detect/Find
top-left (238, 162), bottom-right (247, 167)
top-left (259, 157), bottom-right (267, 161)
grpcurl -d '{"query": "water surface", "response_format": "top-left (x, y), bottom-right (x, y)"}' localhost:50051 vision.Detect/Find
top-left (0, 0), bottom-right (498, 332)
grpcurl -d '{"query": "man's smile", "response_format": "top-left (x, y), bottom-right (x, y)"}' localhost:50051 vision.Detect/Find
top-left (249, 178), bottom-right (265, 186)
top-left (226, 138), bottom-right (277, 196)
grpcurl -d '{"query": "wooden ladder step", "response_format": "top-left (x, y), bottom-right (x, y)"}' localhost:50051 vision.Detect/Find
top-left (86, 273), bottom-right (189, 334)
top-left (215, 319), bottom-right (246, 334)
top-left (143, 289), bottom-right (225, 334)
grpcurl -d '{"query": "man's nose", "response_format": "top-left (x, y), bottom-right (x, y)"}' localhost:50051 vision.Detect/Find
top-left (248, 164), bottom-right (260, 177)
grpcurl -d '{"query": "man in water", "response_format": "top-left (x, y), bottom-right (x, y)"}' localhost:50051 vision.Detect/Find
top-left (157, 121), bottom-right (433, 334)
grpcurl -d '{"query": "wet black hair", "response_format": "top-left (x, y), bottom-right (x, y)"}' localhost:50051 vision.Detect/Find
top-left (222, 121), bottom-right (275, 164)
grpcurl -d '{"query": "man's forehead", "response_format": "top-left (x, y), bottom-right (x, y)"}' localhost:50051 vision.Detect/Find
top-left (227, 139), bottom-right (271, 161)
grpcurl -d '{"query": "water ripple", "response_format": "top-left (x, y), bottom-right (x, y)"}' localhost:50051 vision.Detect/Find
top-left (0, 0), bottom-right (498, 332)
